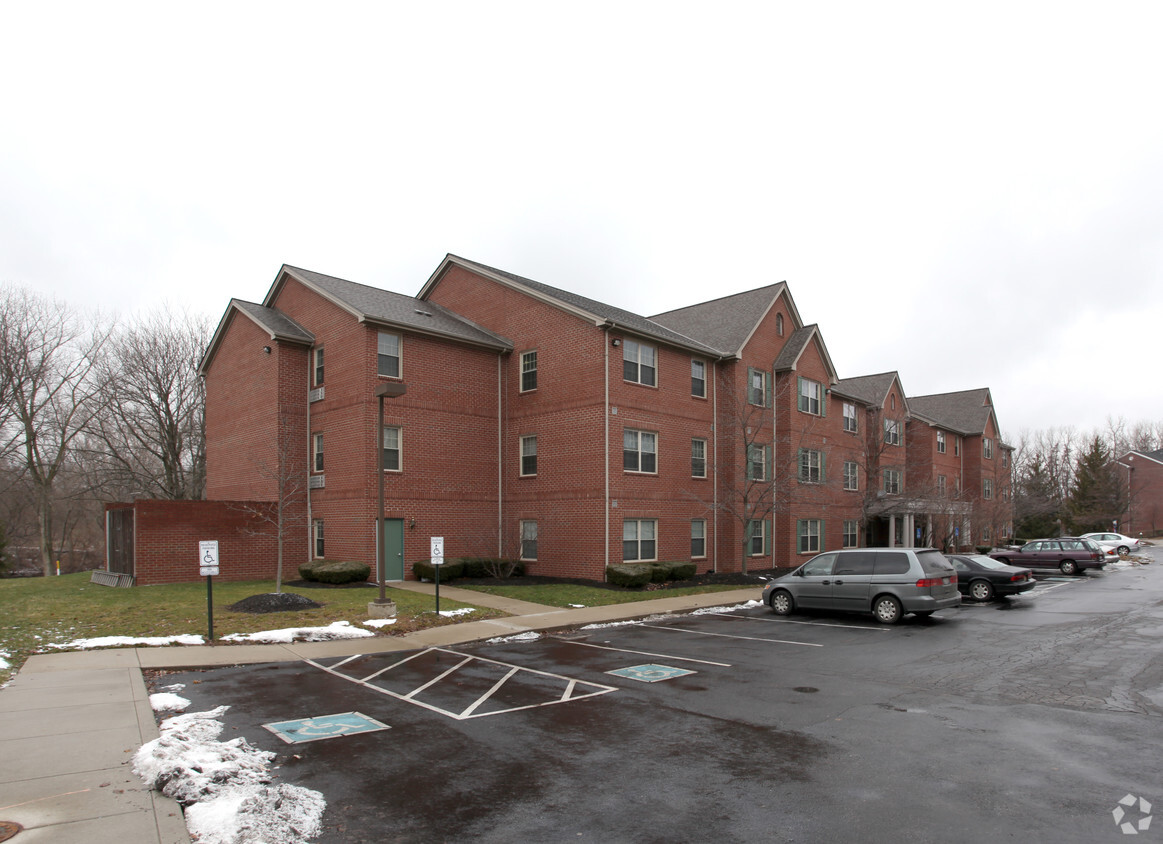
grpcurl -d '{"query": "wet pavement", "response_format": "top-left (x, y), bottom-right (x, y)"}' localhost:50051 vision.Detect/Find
top-left (152, 551), bottom-right (1163, 843)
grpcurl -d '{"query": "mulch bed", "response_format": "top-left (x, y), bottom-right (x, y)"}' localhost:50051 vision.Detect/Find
top-left (449, 567), bottom-right (789, 592)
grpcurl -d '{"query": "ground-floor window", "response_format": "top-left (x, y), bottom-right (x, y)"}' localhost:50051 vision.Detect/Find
top-left (520, 520), bottom-right (538, 560)
top-left (623, 519), bottom-right (657, 561)
top-left (797, 519), bottom-right (822, 554)
top-left (843, 519), bottom-right (858, 548)
top-left (748, 520), bottom-right (769, 556)
top-left (313, 519), bottom-right (324, 558)
top-left (691, 519), bottom-right (706, 558)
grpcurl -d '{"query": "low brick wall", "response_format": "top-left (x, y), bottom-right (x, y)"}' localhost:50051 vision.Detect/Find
top-left (108, 500), bottom-right (283, 586)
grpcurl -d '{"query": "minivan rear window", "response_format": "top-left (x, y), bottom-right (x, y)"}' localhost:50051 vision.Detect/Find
top-left (918, 550), bottom-right (954, 574)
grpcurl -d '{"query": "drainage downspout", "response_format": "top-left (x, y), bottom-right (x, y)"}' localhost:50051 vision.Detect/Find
top-left (712, 359), bottom-right (719, 573)
top-left (604, 327), bottom-right (611, 579)
top-left (498, 355), bottom-right (504, 557)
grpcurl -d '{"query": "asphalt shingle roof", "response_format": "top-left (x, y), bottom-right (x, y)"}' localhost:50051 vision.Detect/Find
top-left (650, 284), bottom-right (789, 357)
top-left (908, 388), bottom-right (995, 436)
top-left (279, 265), bottom-right (512, 351)
top-left (230, 299), bottom-right (315, 344)
top-left (832, 372), bottom-right (900, 407)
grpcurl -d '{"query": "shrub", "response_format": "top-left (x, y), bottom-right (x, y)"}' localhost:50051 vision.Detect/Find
top-left (667, 562), bottom-right (697, 580)
top-left (412, 558), bottom-right (464, 582)
top-left (975, 545), bottom-right (992, 555)
top-left (606, 563), bottom-right (653, 588)
top-left (298, 560), bottom-right (325, 582)
top-left (312, 560), bottom-right (372, 585)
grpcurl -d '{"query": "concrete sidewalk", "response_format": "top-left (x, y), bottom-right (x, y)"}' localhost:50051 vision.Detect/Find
top-left (0, 585), bottom-right (761, 843)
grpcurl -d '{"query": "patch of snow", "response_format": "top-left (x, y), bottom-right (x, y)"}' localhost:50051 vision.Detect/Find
top-left (161, 683), bottom-right (186, 693)
top-left (485, 631), bottom-right (541, 644)
top-left (221, 620), bottom-right (374, 643)
top-left (363, 618), bottom-right (397, 628)
top-left (47, 634), bottom-right (204, 650)
top-left (150, 692), bottom-right (191, 712)
top-left (580, 612), bottom-right (673, 630)
top-left (0, 650), bottom-right (9, 670)
top-left (438, 607), bottom-right (476, 617)
top-left (690, 600), bottom-right (762, 615)
top-left (568, 603), bottom-right (587, 608)
top-left (134, 706), bottom-right (325, 844)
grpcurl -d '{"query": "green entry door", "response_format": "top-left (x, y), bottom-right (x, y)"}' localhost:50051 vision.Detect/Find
top-left (380, 518), bottom-right (404, 581)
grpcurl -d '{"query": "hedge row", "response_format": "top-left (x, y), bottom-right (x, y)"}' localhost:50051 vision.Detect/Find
top-left (298, 559), bottom-right (372, 585)
top-left (411, 557), bottom-right (526, 582)
top-left (606, 561), bottom-right (698, 588)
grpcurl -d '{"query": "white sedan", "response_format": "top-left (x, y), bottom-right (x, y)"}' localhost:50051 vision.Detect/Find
top-left (1081, 532), bottom-right (1145, 556)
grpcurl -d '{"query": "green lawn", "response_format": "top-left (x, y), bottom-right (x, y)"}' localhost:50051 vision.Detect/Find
top-left (0, 573), bottom-right (496, 685)
top-left (453, 582), bottom-right (752, 608)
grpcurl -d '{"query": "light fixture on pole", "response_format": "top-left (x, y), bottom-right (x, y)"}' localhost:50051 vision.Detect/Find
top-left (373, 381), bottom-right (406, 615)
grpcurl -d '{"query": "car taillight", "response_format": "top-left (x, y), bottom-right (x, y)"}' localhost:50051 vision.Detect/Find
top-left (1010, 574), bottom-right (1026, 582)
top-left (916, 575), bottom-right (956, 587)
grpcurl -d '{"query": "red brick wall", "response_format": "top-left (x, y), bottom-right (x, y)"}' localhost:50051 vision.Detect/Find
top-left (115, 500), bottom-right (280, 586)
top-left (1125, 456), bottom-right (1163, 536)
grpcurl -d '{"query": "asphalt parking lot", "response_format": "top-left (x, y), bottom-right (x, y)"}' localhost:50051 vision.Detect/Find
top-left (155, 550), bottom-right (1163, 843)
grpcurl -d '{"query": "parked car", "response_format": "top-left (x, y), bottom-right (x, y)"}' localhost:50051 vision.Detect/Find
top-left (989, 537), bottom-right (1105, 576)
top-left (946, 554), bottom-right (1036, 601)
top-left (1080, 532), bottom-right (1144, 556)
top-left (762, 548), bottom-right (960, 625)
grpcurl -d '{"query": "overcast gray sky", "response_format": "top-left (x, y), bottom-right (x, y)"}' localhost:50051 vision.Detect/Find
top-left (2, 2), bottom-right (1160, 439)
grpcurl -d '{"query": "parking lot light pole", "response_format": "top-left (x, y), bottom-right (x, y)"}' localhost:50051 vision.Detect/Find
top-left (376, 382), bottom-right (407, 606)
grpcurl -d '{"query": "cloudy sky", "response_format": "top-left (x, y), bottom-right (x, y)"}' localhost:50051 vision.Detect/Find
top-left (2, 2), bottom-right (1160, 439)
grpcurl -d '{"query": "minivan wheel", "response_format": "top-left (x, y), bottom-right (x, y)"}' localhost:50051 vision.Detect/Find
top-left (1059, 560), bottom-right (1079, 576)
top-left (873, 595), bottom-right (903, 625)
top-left (770, 589), bottom-right (794, 616)
top-left (970, 580), bottom-right (994, 601)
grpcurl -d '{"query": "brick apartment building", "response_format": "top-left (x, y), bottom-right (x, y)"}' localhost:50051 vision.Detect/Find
top-left (1120, 448), bottom-right (1163, 537)
top-left (185, 255), bottom-right (1013, 584)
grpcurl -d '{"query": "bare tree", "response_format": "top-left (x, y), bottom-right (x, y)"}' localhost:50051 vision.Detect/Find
top-left (83, 307), bottom-right (210, 500)
top-left (0, 286), bottom-right (112, 575)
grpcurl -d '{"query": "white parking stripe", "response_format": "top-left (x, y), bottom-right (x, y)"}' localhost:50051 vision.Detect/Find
top-left (459, 666), bottom-right (519, 718)
top-left (713, 613), bottom-right (892, 631)
top-left (567, 640), bottom-right (732, 667)
top-left (639, 624), bottom-right (823, 647)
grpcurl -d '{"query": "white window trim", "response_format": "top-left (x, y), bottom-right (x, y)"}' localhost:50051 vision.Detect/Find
top-left (520, 350), bottom-right (538, 393)
top-left (520, 520), bottom-right (538, 561)
top-left (382, 425), bottom-right (402, 472)
top-left (692, 438), bottom-right (707, 479)
top-left (623, 519), bottom-right (658, 562)
top-left (691, 519), bottom-right (707, 559)
top-left (843, 460), bottom-right (858, 491)
top-left (624, 429), bottom-right (658, 474)
top-left (623, 339), bottom-right (657, 387)
top-left (377, 331), bottom-right (402, 379)
top-left (520, 435), bottom-right (538, 477)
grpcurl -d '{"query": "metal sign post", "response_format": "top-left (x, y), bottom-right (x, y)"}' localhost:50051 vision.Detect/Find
top-left (431, 536), bottom-right (444, 615)
top-left (199, 540), bottom-right (220, 641)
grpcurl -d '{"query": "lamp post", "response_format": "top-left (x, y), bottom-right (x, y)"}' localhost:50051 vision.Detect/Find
top-left (374, 382), bottom-right (406, 612)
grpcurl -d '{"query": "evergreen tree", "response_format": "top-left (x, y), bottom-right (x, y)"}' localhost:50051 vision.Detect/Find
top-left (1066, 436), bottom-right (1125, 533)
top-left (1014, 455), bottom-right (1061, 539)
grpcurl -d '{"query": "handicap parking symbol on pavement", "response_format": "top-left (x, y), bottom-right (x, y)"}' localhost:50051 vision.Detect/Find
top-left (262, 711), bottom-right (390, 744)
top-left (606, 663), bottom-right (697, 683)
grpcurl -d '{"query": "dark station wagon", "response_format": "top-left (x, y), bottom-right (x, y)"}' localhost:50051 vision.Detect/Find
top-left (989, 537), bottom-right (1106, 576)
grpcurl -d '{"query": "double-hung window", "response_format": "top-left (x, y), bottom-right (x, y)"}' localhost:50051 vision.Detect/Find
top-left (691, 438), bottom-right (707, 478)
top-left (984, 437), bottom-right (994, 459)
top-left (520, 350), bottom-right (538, 392)
top-left (520, 521), bottom-right (538, 560)
top-left (843, 519), bottom-right (858, 548)
top-left (313, 347), bottom-right (324, 386)
top-left (937, 474), bottom-right (947, 496)
top-left (377, 332), bottom-right (401, 378)
top-left (313, 433), bottom-right (324, 472)
top-left (749, 444), bottom-right (771, 482)
top-left (520, 435), bottom-right (537, 476)
top-left (936, 430), bottom-right (946, 453)
top-left (984, 478), bottom-right (994, 500)
top-left (691, 359), bottom-right (706, 398)
top-left (748, 368), bottom-right (770, 406)
top-left (883, 468), bottom-right (902, 495)
top-left (623, 519), bottom-right (657, 561)
top-left (797, 519), bottom-right (822, 554)
top-left (843, 402), bottom-right (857, 433)
top-left (798, 377), bottom-right (823, 415)
top-left (798, 448), bottom-right (824, 484)
top-left (884, 419), bottom-right (901, 446)
top-left (624, 429), bottom-right (657, 473)
top-left (691, 519), bottom-right (707, 558)
top-left (748, 520), bottom-right (769, 556)
top-left (623, 340), bottom-right (656, 386)
top-left (382, 426), bottom-right (401, 471)
top-left (313, 519), bottom-right (324, 558)
top-left (843, 460), bottom-right (858, 491)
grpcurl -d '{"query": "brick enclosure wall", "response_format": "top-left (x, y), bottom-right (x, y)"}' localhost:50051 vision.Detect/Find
top-left (114, 500), bottom-right (280, 585)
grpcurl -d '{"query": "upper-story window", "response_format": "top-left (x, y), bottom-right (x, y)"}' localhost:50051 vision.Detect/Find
top-left (748, 368), bottom-right (771, 407)
top-left (884, 418), bottom-right (901, 446)
top-left (520, 435), bottom-right (538, 476)
top-left (984, 437), bottom-right (994, 459)
top-left (313, 433), bottom-right (324, 472)
top-left (798, 377), bottom-right (823, 415)
top-left (313, 347), bottom-right (324, 386)
top-left (776, 313), bottom-right (784, 336)
top-left (749, 444), bottom-right (771, 482)
top-left (843, 460), bottom-right (858, 491)
top-left (1002, 450), bottom-right (1009, 469)
top-left (937, 430), bottom-right (946, 453)
top-left (623, 339), bottom-right (656, 386)
top-left (984, 478), bottom-right (994, 500)
top-left (691, 438), bottom-right (707, 478)
top-left (520, 350), bottom-right (538, 392)
top-left (624, 429), bottom-right (657, 473)
top-left (954, 436), bottom-right (961, 456)
top-left (382, 426), bottom-right (401, 471)
top-left (798, 448), bottom-right (824, 483)
top-left (691, 359), bottom-right (706, 398)
top-left (883, 468), bottom-right (902, 494)
top-left (377, 332), bottom-right (401, 378)
top-left (843, 402), bottom-right (857, 433)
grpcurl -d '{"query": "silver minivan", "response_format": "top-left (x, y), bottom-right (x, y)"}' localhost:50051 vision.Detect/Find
top-left (762, 548), bottom-right (961, 624)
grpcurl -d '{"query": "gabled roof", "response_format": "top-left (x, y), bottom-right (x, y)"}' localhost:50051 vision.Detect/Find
top-left (832, 371), bottom-right (906, 410)
top-left (1123, 448), bottom-right (1163, 467)
top-left (269, 265), bottom-right (512, 351)
top-left (772, 324), bottom-right (838, 383)
top-left (650, 283), bottom-right (802, 358)
top-left (198, 299), bottom-right (315, 376)
top-left (908, 388), bottom-right (998, 437)
top-left (420, 255), bottom-right (723, 357)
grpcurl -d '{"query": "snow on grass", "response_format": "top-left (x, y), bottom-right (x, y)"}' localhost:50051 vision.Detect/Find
top-left (485, 631), bottom-right (541, 644)
top-left (47, 634), bottom-right (204, 650)
top-left (438, 607), bottom-right (476, 618)
top-left (0, 650), bottom-right (9, 671)
top-left (221, 620), bottom-right (374, 643)
top-left (690, 600), bottom-right (762, 615)
top-left (135, 706), bottom-right (325, 844)
top-left (362, 618), bottom-right (397, 629)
